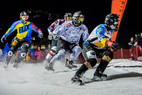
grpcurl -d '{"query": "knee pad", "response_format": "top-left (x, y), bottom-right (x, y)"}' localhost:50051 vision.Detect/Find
top-left (102, 50), bottom-right (113, 62)
top-left (51, 46), bottom-right (57, 55)
top-left (20, 52), bottom-right (26, 58)
top-left (8, 51), bottom-right (13, 56)
top-left (21, 43), bottom-right (30, 50)
top-left (86, 50), bottom-right (97, 61)
top-left (84, 59), bottom-right (97, 69)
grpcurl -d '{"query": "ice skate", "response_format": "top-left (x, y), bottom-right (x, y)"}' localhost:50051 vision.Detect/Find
top-left (92, 72), bottom-right (107, 81)
top-left (44, 59), bottom-right (50, 68)
top-left (71, 75), bottom-right (83, 85)
top-left (3, 56), bottom-right (12, 69)
top-left (13, 61), bottom-right (19, 68)
top-left (3, 62), bottom-right (8, 69)
top-left (65, 59), bottom-right (77, 69)
top-left (45, 62), bottom-right (54, 71)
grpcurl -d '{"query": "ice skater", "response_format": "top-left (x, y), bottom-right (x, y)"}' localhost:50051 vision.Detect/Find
top-left (71, 14), bottom-right (120, 85)
top-left (45, 11), bottom-right (89, 71)
top-left (45, 13), bottom-right (72, 69)
top-left (1, 11), bottom-right (43, 68)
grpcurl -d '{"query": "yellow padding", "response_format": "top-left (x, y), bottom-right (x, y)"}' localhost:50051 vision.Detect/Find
top-left (84, 62), bottom-right (92, 68)
top-left (92, 38), bottom-right (108, 48)
top-left (101, 38), bottom-right (108, 48)
top-left (92, 42), bottom-right (103, 48)
top-left (102, 55), bottom-right (111, 62)
top-left (12, 41), bottom-right (18, 46)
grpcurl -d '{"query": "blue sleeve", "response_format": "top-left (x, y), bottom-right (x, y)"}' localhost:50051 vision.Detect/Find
top-left (5, 21), bottom-right (19, 36)
top-left (30, 22), bottom-right (42, 34)
top-left (96, 24), bottom-right (106, 40)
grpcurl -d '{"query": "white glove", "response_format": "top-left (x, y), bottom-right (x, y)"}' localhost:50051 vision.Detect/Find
top-left (48, 32), bottom-right (53, 40)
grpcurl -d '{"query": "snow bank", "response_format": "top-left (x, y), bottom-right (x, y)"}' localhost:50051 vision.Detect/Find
top-left (0, 59), bottom-right (142, 95)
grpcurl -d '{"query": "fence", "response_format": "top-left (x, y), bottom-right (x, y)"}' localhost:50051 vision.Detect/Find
top-left (113, 46), bottom-right (142, 61)
top-left (77, 46), bottom-right (142, 64)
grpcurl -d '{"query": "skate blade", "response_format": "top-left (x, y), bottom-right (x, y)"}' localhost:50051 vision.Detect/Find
top-left (71, 80), bottom-right (84, 86)
top-left (92, 76), bottom-right (107, 81)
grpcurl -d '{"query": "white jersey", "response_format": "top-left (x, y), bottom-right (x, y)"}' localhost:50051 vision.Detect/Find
top-left (83, 24), bottom-right (115, 49)
top-left (53, 21), bottom-right (89, 44)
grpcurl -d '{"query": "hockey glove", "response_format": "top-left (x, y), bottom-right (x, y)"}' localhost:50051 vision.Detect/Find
top-left (111, 41), bottom-right (120, 51)
top-left (53, 34), bottom-right (59, 40)
top-left (48, 32), bottom-right (53, 40)
top-left (105, 40), bottom-right (120, 52)
top-left (39, 33), bottom-right (43, 39)
top-left (1, 35), bottom-right (7, 43)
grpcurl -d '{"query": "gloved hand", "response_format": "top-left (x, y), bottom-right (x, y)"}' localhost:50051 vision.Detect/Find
top-left (1, 35), bottom-right (7, 43)
top-left (39, 33), bottom-right (43, 39)
top-left (53, 34), bottom-right (59, 40)
top-left (105, 40), bottom-right (120, 52)
top-left (48, 32), bottom-right (53, 40)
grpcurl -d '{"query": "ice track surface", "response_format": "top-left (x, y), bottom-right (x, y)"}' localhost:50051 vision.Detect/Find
top-left (0, 59), bottom-right (142, 95)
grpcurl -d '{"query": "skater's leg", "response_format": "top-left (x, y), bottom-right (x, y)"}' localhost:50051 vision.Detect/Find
top-left (45, 49), bottom-right (66, 70)
top-left (45, 46), bottom-right (57, 61)
top-left (66, 46), bottom-right (81, 68)
top-left (93, 50), bottom-right (113, 80)
top-left (4, 40), bottom-right (18, 68)
top-left (13, 42), bottom-right (30, 67)
top-left (69, 46), bottom-right (81, 61)
top-left (50, 49), bottom-right (66, 64)
top-left (72, 45), bottom-right (97, 82)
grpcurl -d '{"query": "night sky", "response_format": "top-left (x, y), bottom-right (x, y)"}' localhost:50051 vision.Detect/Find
top-left (0, 0), bottom-right (140, 49)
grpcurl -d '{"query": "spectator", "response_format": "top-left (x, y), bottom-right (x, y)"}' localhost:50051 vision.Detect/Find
top-left (134, 33), bottom-right (142, 47)
top-left (34, 46), bottom-right (45, 62)
top-left (29, 45), bottom-right (36, 63)
top-left (128, 37), bottom-right (135, 49)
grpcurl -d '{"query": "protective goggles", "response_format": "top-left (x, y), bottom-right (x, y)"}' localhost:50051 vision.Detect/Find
top-left (78, 17), bottom-right (84, 22)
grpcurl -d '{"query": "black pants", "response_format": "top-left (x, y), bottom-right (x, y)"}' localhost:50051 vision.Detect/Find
top-left (56, 37), bottom-right (77, 53)
top-left (6, 37), bottom-right (31, 63)
top-left (82, 44), bottom-right (108, 62)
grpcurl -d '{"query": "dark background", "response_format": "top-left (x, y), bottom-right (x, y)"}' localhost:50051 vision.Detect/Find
top-left (0, 0), bottom-right (140, 49)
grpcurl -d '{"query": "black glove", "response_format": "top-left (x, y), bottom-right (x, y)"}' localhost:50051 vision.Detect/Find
top-left (1, 35), bottom-right (7, 43)
top-left (39, 33), bottom-right (43, 39)
top-left (111, 41), bottom-right (120, 52)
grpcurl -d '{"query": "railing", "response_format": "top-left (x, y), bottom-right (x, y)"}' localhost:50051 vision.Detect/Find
top-left (77, 46), bottom-right (142, 64)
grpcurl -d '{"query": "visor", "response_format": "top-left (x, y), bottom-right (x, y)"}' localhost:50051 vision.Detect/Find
top-left (78, 17), bottom-right (84, 22)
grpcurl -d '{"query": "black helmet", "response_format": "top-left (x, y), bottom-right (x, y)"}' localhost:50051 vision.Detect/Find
top-left (64, 13), bottom-right (72, 19)
top-left (20, 11), bottom-right (29, 24)
top-left (72, 11), bottom-right (84, 26)
top-left (105, 14), bottom-right (119, 30)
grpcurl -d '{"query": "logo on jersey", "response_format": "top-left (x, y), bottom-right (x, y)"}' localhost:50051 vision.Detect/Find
top-left (66, 23), bottom-right (71, 28)
top-left (97, 28), bottom-right (103, 32)
top-left (19, 25), bottom-right (29, 33)
top-left (80, 28), bottom-right (85, 31)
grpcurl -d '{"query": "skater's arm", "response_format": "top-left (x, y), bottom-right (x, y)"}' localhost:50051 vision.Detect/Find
top-left (5, 21), bottom-right (19, 36)
top-left (82, 26), bottom-right (89, 41)
top-left (48, 19), bottom-right (65, 33)
top-left (53, 21), bottom-right (68, 36)
top-left (31, 23), bottom-right (43, 38)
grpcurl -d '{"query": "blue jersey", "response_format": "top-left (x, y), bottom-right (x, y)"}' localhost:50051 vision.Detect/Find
top-left (5, 20), bottom-right (42, 42)
top-left (83, 24), bottom-right (115, 49)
